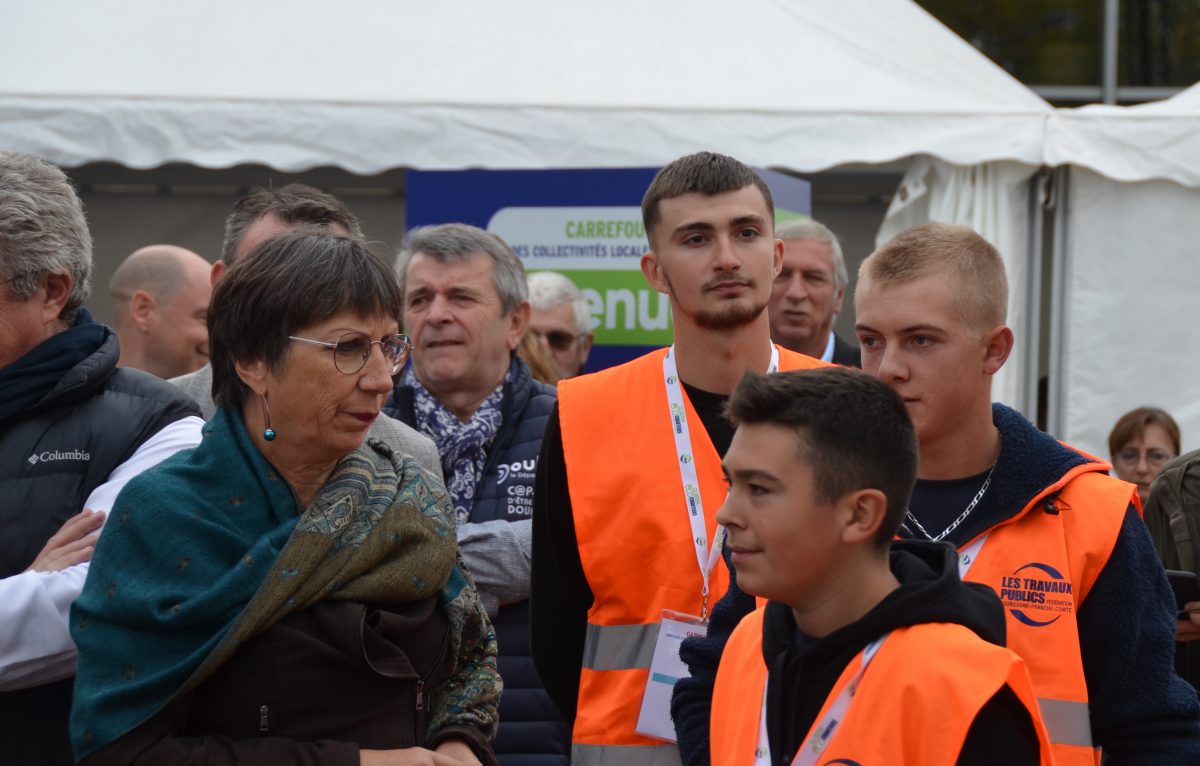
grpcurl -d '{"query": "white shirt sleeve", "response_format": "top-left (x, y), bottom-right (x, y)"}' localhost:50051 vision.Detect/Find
top-left (456, 518), bottom-right (533, 617)
top-left (0, 416), bottom-right (205, 690)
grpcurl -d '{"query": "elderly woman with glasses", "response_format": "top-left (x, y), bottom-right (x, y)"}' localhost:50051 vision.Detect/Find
top-left (1109, 406), bottom-right (1182, 507)
top-left (69, 232), bottom-right (500, 766)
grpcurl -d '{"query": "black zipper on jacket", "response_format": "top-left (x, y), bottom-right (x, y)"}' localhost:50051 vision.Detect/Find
top-left (414, 622), bottom-right (452, 744)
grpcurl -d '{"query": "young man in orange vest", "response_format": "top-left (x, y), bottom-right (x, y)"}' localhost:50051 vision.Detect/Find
top-left (678, 222), bottom-right (1200, 766)
top-left (530, 152), bottom-right (827, 766)
top-left (710, 367), bottom-right (1052, 766)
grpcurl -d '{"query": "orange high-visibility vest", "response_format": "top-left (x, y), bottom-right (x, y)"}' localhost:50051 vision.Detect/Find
top-left (711, 607), bottom-right (1055, 766)
top-left (958, 462), bottom-right (1132, 766)
top-left (558, 346), bottom-right (825, 766)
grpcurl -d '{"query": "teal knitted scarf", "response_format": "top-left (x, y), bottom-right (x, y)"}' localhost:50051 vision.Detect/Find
top-left (69, 406), bottom-right (500, 759)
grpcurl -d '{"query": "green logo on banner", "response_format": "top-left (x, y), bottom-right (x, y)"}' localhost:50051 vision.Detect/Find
top-left (533, 269), bottom-right (673, 346)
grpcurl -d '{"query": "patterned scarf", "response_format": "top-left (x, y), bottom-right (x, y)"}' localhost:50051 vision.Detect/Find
top-left (70, 406), bottom-right (499, 759)
top-left (405, 367), bottom-right (508, 524)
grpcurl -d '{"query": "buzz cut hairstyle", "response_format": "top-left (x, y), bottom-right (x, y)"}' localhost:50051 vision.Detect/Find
top-left (726, 367), bottom-right (919, 548)
top-left (860, 222), bottom-right (1008, 336)
top-left (108, 247), bottom-right (186, 309)
top-left (641, 152), bottom-right (775, 246)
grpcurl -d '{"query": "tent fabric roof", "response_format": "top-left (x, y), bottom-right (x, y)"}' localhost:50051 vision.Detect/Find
top-left (1044, 82), bottom-right (1200, 187)
top-left (0, 0), bottom-right (1050, 173)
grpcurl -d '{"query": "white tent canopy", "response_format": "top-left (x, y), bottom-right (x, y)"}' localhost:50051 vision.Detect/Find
top-left (1046, 82), bottom-right (1200, 187)
top-left (2, 0), bottom-right (1057, 422)
top-left (1, 0), bottom-right (1049, 173)
top-left (1041, 88), bottom-right (1200, 457)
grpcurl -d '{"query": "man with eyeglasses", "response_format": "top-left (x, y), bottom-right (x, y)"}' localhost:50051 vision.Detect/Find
top-left (385, 223), bottom-right (567, 766)
top-left (168, 184), bottom-right (439, 475)
top-left (528, 271), bottom-right (593, 378)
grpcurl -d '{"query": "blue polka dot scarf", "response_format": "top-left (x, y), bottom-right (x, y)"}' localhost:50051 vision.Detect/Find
top-left (404, 367), bottom-right (509, 525)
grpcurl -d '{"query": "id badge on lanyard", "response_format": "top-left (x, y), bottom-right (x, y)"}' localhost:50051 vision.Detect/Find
top-left (635, 344), bottom-right (780, 743)
top-left (754, 635), bottom-right (889, 766)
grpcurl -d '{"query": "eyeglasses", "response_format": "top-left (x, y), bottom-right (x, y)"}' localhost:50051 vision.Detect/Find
top-left (1113, 449), bottom-right (1175, 471)
top-left (289, 332), bottom-right (411, 375)
top-left (530, 328), bottom-right (585, 352)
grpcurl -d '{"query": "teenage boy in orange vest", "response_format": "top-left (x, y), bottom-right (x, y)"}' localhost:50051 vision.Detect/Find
top-left (677, 222), bottom-right (1200, 766)
top-left (710, 367), bottom-right (1052, 766)
top-left (529, 152), bottom-right (827, 766)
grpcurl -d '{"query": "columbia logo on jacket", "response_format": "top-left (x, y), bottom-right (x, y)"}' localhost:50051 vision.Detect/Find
top-left (27, 449), bottom-right (91, 465)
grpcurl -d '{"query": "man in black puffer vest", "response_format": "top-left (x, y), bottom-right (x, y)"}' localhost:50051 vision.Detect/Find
top-left (386, 223), bottom-right (566, 766)
top-left (0, 152), bottom-right (203, 766)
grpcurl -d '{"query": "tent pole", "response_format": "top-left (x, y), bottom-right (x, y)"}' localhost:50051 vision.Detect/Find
top-left (1102, 0), bottom-right (1119, 104)
top-left (1022, 170), bottom-right (1048, 425)
top-left (1046, 167), bottom-right (1071, 439)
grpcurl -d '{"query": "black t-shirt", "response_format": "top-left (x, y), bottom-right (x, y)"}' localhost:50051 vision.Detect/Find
top-left (679, 382), bottom-right (735, 457)
top-left (905, 468), bottom-right (997, 547)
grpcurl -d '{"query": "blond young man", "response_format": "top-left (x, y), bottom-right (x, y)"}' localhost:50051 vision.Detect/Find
top-left (677, 223), bottom-right (1200, 766)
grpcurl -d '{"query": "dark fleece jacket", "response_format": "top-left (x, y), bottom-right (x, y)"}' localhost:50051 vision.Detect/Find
top-left (674, 404), bottom-right (1200, 766)
top-left (760, 540), bottom-right (1038, 766)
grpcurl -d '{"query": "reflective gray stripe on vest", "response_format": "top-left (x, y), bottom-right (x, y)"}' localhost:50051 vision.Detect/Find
top-left (1038, 697), bottom-right (1093, 748)
top-left (572, 743), bottom-right (682, 766)
top-left (582, 622), bottom-right (659, 671)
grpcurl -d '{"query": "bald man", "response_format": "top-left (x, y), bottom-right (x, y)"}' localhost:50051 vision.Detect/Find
top-left (109, 245), bottom-right (212, 380)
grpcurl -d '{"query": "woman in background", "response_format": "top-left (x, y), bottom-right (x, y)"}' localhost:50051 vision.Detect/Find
top-left (1109, 406), bottom-right (1181, 506)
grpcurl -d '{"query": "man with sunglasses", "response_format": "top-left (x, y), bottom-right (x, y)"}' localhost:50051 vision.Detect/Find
top-left (386, 223), bottom-right (566, 766)
top-left (528, 270), bottom-right (593, 379)
top-left (169, 184), bottom-right (439, 474)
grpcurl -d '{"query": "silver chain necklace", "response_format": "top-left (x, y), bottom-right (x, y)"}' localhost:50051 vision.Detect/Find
top-left (904, 461), bottom-right (997, 543)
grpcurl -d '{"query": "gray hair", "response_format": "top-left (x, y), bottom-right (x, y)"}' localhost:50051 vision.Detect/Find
top-left (0, 152), bottom-right (92, 321)
top-left (528, 270), bottom-right (592, 333)
top-left (396, 223), bottom-right (527, 315)
top-left (775, 219), bottom-right (847, 290)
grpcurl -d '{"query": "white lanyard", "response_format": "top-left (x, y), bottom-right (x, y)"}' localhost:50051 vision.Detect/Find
top-left (662, 344), bottom-right (779, 619)
top-left (753, 634), bottom-right (889, 766)
top-left (750, 537), bottom-right (991, 766)
top-left (957, 533), bottom-right (989, 579)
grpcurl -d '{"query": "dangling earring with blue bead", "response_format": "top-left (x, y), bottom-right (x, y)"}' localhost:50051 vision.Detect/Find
top-left (259, 393), bottom-right (276, 441)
